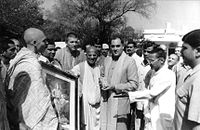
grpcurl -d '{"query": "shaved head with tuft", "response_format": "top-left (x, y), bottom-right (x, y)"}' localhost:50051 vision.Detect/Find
top-left (24, 28), bottom-right (46, 45)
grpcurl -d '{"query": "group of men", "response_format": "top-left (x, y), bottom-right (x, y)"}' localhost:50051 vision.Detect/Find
top-left (127, 30), bottom-right (200, 130)
top-left (1, 27), bottom-right (200, 130)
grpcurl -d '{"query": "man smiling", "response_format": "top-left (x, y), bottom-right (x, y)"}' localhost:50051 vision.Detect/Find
top-left (100, 36), bottom-right (138, 130)
top-left (128, 46), bottom-right (176, 130)
top-left (71, 46), bottom-right (101, 130)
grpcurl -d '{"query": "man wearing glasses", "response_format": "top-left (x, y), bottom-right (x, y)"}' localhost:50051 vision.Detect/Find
top-left (128, 46), bottom-right (176, 130)
top-left (55, 32), bottom-right (86, 72)
top-left (6, 28), bottom-right (58, 130)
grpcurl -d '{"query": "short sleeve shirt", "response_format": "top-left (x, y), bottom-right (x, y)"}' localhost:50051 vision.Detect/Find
top-left (174, 64), bottom-right (200, 130)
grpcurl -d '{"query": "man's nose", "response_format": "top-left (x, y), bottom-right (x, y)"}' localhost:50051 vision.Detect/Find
top-left (90, 56), bottom-right (94, 59)
top-left (113, 46), bottom-right (119, 50)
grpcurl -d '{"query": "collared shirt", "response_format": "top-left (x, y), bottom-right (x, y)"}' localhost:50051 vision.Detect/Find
top-left (132, 54), bottom-right (150, 90)
top-left (174, 64), bottom-right (200, 130)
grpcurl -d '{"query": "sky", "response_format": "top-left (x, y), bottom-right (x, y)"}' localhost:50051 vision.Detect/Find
top-left (43, 0), bottom-right (200, 33)
top-left (126, 0), bottom-right (200, 33)
top-left (42, 0), bottom-right (55, 10)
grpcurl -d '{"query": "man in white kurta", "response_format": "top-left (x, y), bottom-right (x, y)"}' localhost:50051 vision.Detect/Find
top-left (129, 47), bottom-right (176, 130)
top-left (71, 46), bottom-right (101, 130)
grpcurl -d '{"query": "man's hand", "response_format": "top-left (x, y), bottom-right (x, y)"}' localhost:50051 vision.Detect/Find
top-left (101, 85), bottom-right (115, 90)
top-left (99, 77), bottom-right (114, 90)
top-left (19, 122), bottom-right (31, 130)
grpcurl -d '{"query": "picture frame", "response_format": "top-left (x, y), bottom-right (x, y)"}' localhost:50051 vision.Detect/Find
top-left (40, 61), bottom-right (79, 130)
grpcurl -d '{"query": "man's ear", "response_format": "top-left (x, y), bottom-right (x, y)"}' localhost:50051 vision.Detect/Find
top-left (30, 41), bottom-right (37, 46)
top-left (195, 47), bottom-right (200, 58)
top-left (159, 57), bottom-right (165, 64)
top-left (122, 45), bottom-right (124, 50)
top-left (1, 50), bottom-right (7, 56)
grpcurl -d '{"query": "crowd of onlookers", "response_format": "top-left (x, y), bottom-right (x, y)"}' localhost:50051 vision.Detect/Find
top-left (0, 27), bottom-right (200, 130)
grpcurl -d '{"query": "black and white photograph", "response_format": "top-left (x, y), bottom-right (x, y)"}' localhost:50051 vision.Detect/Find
top-left (0, 0), bottom-right (200, 130)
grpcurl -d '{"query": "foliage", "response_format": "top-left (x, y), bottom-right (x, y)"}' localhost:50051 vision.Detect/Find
top-left (45, 0), bottom-right (156, 45)
top-left (120, 26), bottom-right (144, 42)
top-left (0, 0), bottom-right (44, 37)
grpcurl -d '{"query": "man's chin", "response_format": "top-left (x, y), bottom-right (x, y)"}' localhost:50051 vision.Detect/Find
top-left (183, 61), bottom-right (189, 66)
top-left (88, 62), bottom-right (95, 66)
top-left (113, 53), bottom-right (120, 56)
top-left (168, 63), bottom-right (172, 66)
top-left (11, 55), bottom-right (16, 59)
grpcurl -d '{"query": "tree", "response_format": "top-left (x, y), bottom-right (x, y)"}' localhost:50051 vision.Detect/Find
top-left (0, 0), bottom-right (44, 37)
top-left (121, 26), bottom-right (136, 40)
top-left (45, 0), bottom-right (156, 45)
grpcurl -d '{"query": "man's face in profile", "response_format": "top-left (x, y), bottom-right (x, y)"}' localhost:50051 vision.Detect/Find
top-left (35, 37), bottom-right (48, 54)
top-left (144, 46), bottom-right (154, 61)
top-left (3, 43), bottom-right (17, 60)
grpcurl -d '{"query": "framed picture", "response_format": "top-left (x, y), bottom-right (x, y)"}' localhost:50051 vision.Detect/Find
top-left (40, 61), bottom-right (79, 130)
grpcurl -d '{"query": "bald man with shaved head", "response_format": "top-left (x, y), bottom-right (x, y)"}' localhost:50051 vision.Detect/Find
top-left (23, 27), bottom-right (48, 54)
top-left (6, 28), bottom-right (58, 130)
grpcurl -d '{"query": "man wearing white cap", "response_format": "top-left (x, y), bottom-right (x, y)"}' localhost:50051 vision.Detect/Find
top-left (96, 43), bottom-right (110, 66)
top-left (102, 43), bottom-right (109, 57)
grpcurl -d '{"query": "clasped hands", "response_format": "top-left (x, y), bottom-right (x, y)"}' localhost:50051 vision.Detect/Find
top-left (99, 77), bottom-right (114, 90)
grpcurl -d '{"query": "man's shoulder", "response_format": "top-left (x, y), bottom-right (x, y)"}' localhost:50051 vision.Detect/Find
top-left (160, 67), bottom-right (176, 79)
top-left (17, 60), bottom-right (41, 73)
top-left (124, 54), bottom-right (137, 65)
top-left (14, 55), bottom-right (41, 72)
top-left (56, 47), bottom-right (69, 55)
top-left (79, 50), bottom-right (86, 57)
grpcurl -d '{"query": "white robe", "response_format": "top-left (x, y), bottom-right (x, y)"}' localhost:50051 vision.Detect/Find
top-left (129, 66), bottom-right (176, 130)
top-left (72, 61), bottom-right (101, 130)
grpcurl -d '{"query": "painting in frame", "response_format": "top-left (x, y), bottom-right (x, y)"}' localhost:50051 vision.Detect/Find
top-left (40, 61), bottom-right (79, 130)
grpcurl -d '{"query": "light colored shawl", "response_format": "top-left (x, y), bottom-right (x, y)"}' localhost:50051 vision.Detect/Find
top-left (82, 61), bottom-right (101, 130)
top-left (82, 61), bottom-right (101, 105)
top-left (101, 52), bottom-right (126, 130)
top-left (55, 47), bottom-right (86, 72)
top-left (7, 48), bottom-right (58, 129)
